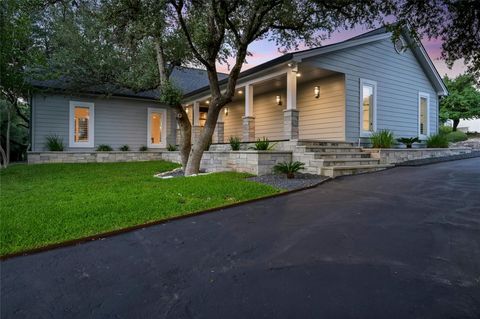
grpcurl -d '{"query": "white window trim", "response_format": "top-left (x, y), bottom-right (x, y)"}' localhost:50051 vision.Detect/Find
top-left (418, 92), bottom-right (430, 139)
top-left (147, 108), bottom-right (167, 148)
top-left (69, 101), bottom-right (94, 148)
top-left (359, 79), bottom-right (377, 137)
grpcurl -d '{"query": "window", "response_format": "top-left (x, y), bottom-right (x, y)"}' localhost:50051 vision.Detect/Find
top-left (148, 108), bottom-right (167, 148)
top-left (360, 79), bottom-right (377, 136)
top-left (69, 101), bottom-right (94, 147)
top-left (419, 92), bottom-right (430, 138)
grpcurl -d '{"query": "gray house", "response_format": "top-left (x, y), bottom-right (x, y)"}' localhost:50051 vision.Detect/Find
top-left (31, 26), bottom-right (447, 154)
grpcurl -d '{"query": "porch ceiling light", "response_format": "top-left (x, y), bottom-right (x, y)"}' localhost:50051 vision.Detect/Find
top-left (314, 86), bottom-right (320, 98)
top-left (276, 95), bottom-right (282, 106)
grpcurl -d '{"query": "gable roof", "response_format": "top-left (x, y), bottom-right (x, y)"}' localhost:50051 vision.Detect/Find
top-left (31, 67), bottom-right (228, 100)
top-left (185, 25), bottom-right (448, 98)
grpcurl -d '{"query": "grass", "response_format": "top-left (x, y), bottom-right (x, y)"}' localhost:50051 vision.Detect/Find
top-left (0, 161), bottom-right (280, 256)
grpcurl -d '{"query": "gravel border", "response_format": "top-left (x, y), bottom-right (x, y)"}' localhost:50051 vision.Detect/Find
top-left (248, 173), bottom-right (330, 191)
top-left (396, 151), bottom-right (480, 166)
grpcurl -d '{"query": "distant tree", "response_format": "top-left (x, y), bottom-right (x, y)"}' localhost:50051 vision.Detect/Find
top-left (440, 74), bottom-right (480, 131)
top-left (0, 0), bottom-right (45, 165)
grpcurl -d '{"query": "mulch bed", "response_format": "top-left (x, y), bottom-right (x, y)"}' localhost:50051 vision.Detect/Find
top-left (248, 173), bottom-right (330, 191)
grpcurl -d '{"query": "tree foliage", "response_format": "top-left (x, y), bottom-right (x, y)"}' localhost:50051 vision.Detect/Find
top-left (440, 74), bottom-right (480, 130)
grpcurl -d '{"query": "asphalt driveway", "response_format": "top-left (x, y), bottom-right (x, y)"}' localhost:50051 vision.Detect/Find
top-left (2, 158), bottom-right (480, 318)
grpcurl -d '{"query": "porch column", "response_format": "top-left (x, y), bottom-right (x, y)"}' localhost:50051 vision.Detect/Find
top-left (242, 84), bottom-right (255, 142)
top-left (284, 68), bottom-right (299, 140)
top-left (191, 101), bottom-right (201, 143)
top-left (213, 109), bottom-right (225, 143)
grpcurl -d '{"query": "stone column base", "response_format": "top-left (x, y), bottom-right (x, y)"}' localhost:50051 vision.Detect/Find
top-left (213, 122), bottom-right (225, 143)
top-left (191, 125), bottom-right (202, 144)
top-left (284, 109), bottom-right (299, 140)
top-left (242, 116), bottom-right (255, 142)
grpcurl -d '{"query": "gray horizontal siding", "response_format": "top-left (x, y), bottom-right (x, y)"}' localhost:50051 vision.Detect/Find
top-left (32, 94), bottom-right (176, 151)
top-left (308, 37), bottom-right (439, 142)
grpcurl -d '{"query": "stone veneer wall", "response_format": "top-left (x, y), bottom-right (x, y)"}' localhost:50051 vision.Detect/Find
top-left (27, 151), bottom-right (163, 164)
top-left (162, 151), bottom-right (292, 175)
top-left (365, 148), bottom-right (472, 164)
top-left (29, 150), bottom-right (292, 176)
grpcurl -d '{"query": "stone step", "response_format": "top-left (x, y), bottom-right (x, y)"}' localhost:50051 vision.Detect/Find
top-left (312, 152), bottom-right (372, 159)
top-left (303, 146), bottom-right (363, 153)
top-left (321, 164), bottom-right (394, 178)
top-left (321, 158), bottom-right (380, 167)
top-left (297, 140), bottom-right (355, 147)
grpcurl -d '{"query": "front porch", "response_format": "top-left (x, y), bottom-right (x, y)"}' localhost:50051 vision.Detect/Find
top-left (182, 64), bottom-right (346, 144)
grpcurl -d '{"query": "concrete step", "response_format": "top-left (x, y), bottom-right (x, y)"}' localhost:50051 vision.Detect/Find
top-left (297, 140), bottom-right (355, 147)
top-left (321, 158), bottom-right (381, 167)
top-left (312, 152), bottom-right (372, 159)
top-left (303, 146), bottom-right (363, 153)
top-left (321, 164), bottom-right (394, 178)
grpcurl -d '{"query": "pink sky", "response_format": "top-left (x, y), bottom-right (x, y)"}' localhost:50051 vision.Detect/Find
top-left (217, 26), bottom-right (467, 78)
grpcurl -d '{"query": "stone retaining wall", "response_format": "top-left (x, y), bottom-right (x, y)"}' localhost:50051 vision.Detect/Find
top-left (28, 150), bottom-right (292, 176)
top-left (161, 151), bottom-right (292, 175)
top-left (27, 151), bottom-right (163, 164)
top-left (364, 148), bottom-right (472, 164)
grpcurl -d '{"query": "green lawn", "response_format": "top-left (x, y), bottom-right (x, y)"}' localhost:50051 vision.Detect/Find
top-left (0, 161), bottom-right (280, 256)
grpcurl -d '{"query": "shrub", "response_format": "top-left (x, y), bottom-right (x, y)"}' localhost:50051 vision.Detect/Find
top-left (229, 136), bottom-right (241, 151)
top-left (251, 137), bottom-right (276, 151)
top-left (96, 144), bottom-right (113, 151)
top-left (167, 144), bottom-right (178, 151)
top-left (139, 145), bottom-right (148, 151)
top-left (119, 144), bottom-right (130, 151)
top-left (370, 130), bottom-right (395, 148)
top-left (446, 131), bottom-right (468, 142)
top-left (426, 133), bottom-right (449, 148)
top-left (273, 161), bottom-right (305, 179)
top-left (397, 137), bottom-right (420, 149)
top-left (439, 125), bottom-right (453, 135)
top-left (45, 135), bottom-right (64, 151)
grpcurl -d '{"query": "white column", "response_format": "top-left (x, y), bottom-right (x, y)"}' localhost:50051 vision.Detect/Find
top-left (245, 85), bottom-right (254, 117)
top-left (286, 68), bottom-right (297, 110)
top-left (193, 101), bottom-right (200, 126)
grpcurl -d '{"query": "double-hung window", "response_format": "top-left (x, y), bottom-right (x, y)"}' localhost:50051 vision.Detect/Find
top-left (69, 101), bottom-right (94, 147)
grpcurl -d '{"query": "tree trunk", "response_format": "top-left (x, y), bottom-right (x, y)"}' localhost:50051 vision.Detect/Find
top-left (452, 119), bottom-right (460, 131)
top-left (0, 145), bottom-right (7, 168)
top-left (6, 107), bottom-right (11, 166)
top-left (177, 110), bottom-right (192, 169)
top-left (184, 106), bottom-right (220, 175)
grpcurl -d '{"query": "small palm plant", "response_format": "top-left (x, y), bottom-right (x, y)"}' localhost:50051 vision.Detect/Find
top-left (273, 161), bottom-right (305, 179)
top-left (119, 144), bottom-right (130, 151)
top-left (45, 134), bottom-right (64, 151)
top-left (397, 137), bottom-right (420, 149)
top-left (229, 136), bottom-right (241, 151)
top-left (96, 144), bottom-right (113, 151)
top-left (370, 130), bottom-right (395, 148)
top-left (139, 145), bottom-right (148, 151)
top-left (251, 137), bottom-right (276, 151)
top-left (167, 144), bottom-right (178, 151)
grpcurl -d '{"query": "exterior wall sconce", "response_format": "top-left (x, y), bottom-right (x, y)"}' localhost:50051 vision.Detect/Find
top-left (185, 107), bottom-right (189, 114)
top-left (224, 107), bottom-right (229, 116)
top-left (296, 73), bottom-right (301, 77)
top-left (206, 100), bottom-right (210, 105)
top-left (237, 90), bottom-right (243, 94)
top-left (276, 95), bottom-right (282, 106)
top-left (314, 86), bottom-right (320, 98)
